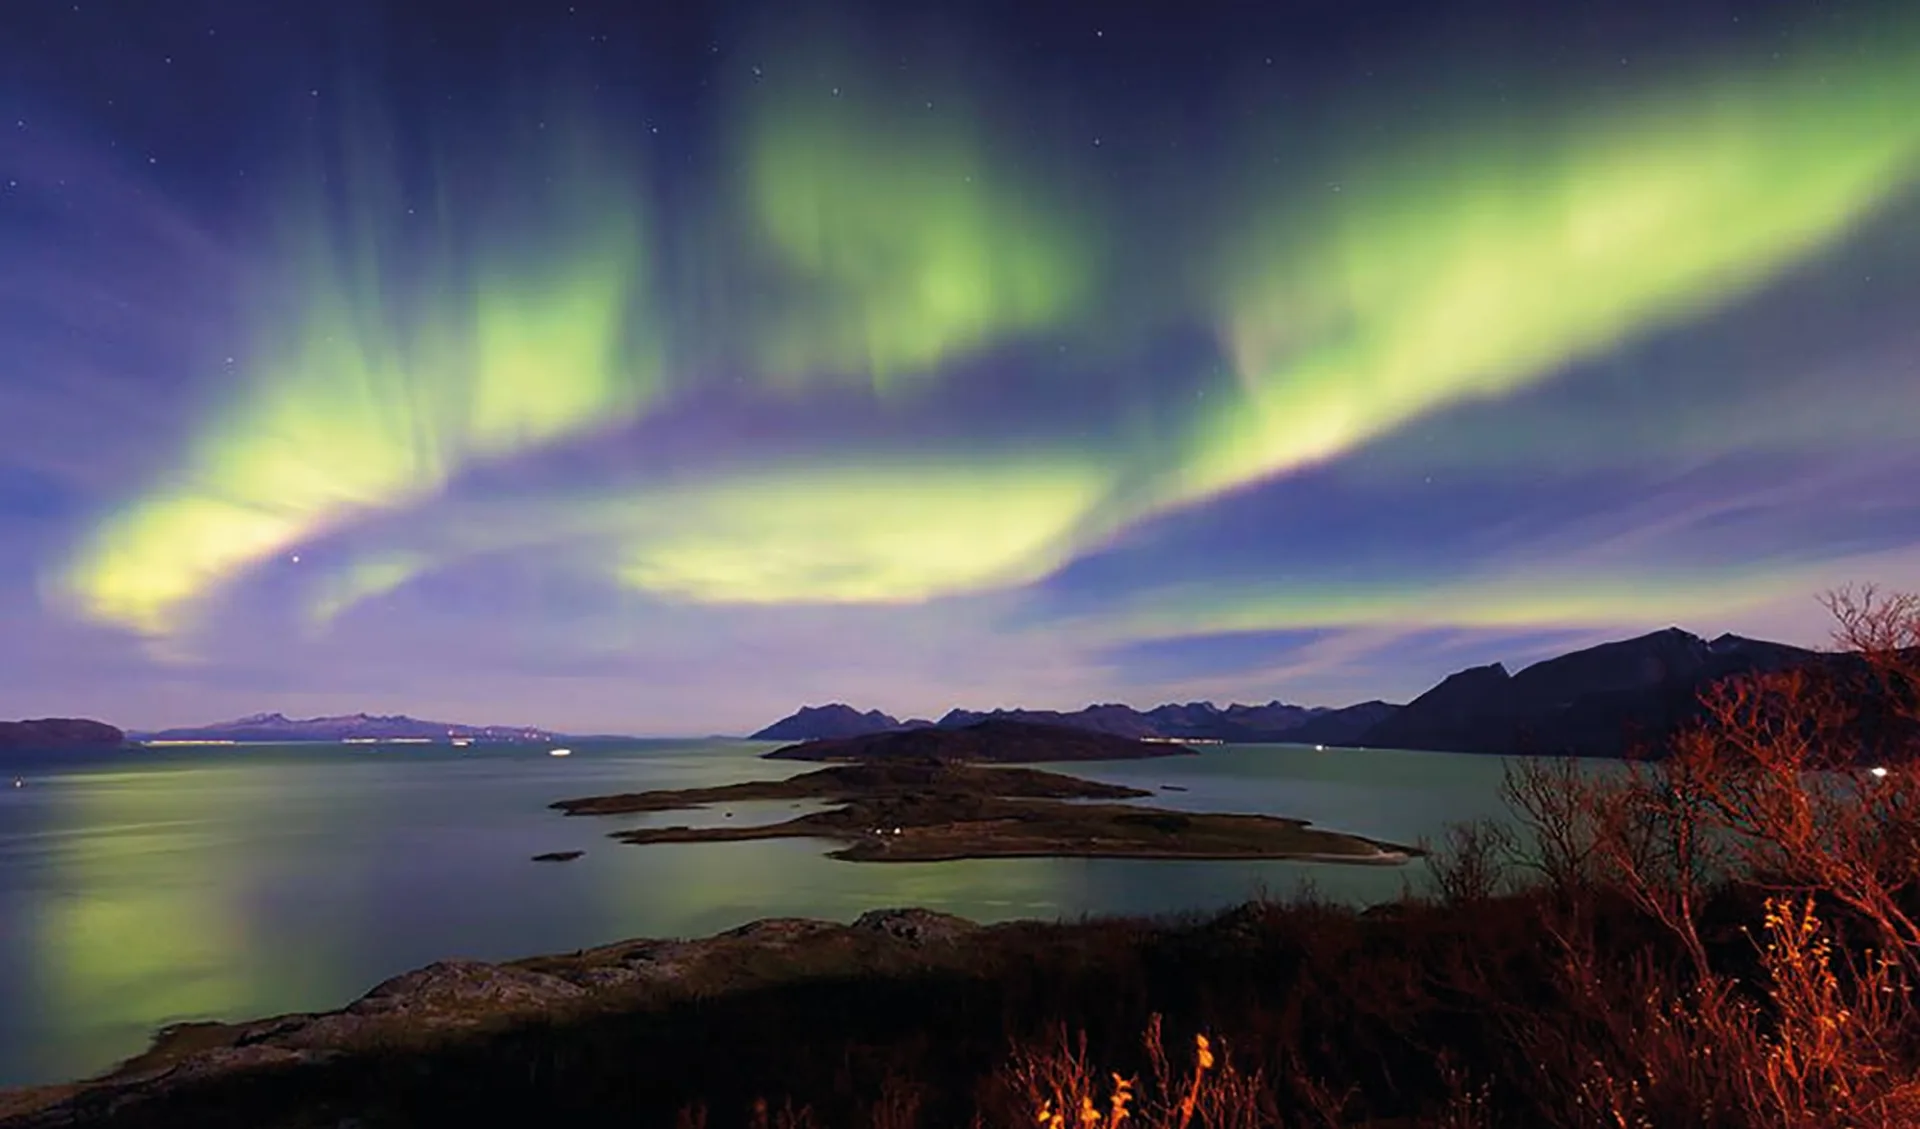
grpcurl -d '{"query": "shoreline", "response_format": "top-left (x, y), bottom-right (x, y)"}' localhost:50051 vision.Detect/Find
top-left (0, 753), bottom-right (1421, 1120)
top-left (0, 905), bottom-right (1154, 1118)
top-left (0, 889), bottom-right (1434, 1124)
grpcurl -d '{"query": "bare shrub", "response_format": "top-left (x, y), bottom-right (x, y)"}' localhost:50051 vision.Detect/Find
top-left (1423, 817), bottom-right (1519, 904)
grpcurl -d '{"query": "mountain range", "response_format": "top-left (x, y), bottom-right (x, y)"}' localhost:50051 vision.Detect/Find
top-left (132, 712), bottom-right (561, 744)
top-left (1363, 628), bottom-right (1818, 755)
top-left (14, 627), bottom-right (1869, 756)
top-left (752, 700), bottom-right (1399, 745)
top-left (750, 627), bottom-right (1828, 757)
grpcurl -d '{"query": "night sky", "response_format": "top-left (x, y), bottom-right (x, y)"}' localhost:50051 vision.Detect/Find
top-left (2, 0), bottom-right (1918, 734)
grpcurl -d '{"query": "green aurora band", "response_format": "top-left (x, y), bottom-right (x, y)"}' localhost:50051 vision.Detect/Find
top-left (1169, 25), bottom-right (1920, 512)
top-left (277, 447), bottom-right (1111, 624)
top-left (61, 139), bottom-right (659, 635)
top-left (736, 66), bottom-right (1090, 390)
top-left (634, 18), bottom-right (1920, 613)
top-left (55, 14), bottom-right (1920, 638)
top-left (306, 553), bottom-right (432, 629)
top-left (616, 456), bottom-right (1109, 604)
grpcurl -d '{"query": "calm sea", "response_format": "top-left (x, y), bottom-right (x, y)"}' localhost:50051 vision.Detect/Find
top-left (0, 740), bottom-right (1516, 1088)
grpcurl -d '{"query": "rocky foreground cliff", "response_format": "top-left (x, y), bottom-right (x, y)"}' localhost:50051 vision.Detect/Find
top-left (0, 908), bottom-right (986, 1127)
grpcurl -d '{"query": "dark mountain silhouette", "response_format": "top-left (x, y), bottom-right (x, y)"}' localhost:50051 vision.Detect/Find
top-left (1357, 628), bottom-right (1820, 756)
top-left (763, 719), bottom-right (1194, 763)
top-left (757, 699), bottom-right (1361, 743)
top-left (1284, 701), bottom-right (1403, 745)
top-left (0, 717), bottom-right (124, 750)
top-left (134, 712), bottom-right (559, 743)
top-left (931, 700), bottom-right (1396, 745)
top-left (1138, 700), bottom-right (1329, 739)
top-left (750, 704), bottom-right (930, 741)
top-left (1359, 664), bottom-right (1512, 753)
top-left (1200, 700), bottom-right (1324, 734)
top-left (748, 627), bottom-right (1850, 757)
top-left (937, 704), bottom-right (1165, 738)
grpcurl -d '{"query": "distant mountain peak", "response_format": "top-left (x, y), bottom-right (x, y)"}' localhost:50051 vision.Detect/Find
top-left (751, 704), bottom-right (904, 741)
top-left (135, 712), bottom-right (559, 743)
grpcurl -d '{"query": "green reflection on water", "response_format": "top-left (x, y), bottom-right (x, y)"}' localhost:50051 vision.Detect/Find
top-left (28, 766), bottom-right (344, 1067)
top-left (2, 742), bottom-right (1514, 1088)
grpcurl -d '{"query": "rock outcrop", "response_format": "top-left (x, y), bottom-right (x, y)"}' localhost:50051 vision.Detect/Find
top-left (0, 907), bottom-right (991, 1125)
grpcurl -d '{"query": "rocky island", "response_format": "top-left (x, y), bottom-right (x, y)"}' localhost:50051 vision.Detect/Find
top-left (552, 756), bottom-right (1417, 864)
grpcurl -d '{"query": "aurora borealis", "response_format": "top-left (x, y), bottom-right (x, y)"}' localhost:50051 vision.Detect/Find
top-left (3, 0), bottom-right (1920, 732)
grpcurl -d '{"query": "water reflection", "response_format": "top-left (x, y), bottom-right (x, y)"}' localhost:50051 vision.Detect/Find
top-left (0, 741), bottom-right (1515, 1087)
top-left (38, 779), bottom-right (261, 1032)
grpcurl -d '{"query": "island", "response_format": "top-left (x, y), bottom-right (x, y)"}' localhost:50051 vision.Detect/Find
top-left (0, 717), bottom-right (124, 750)
top-left (552, 757), bottom-right (1417, 864)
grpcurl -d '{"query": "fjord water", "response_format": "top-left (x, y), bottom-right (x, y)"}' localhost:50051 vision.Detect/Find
top-left (0, 741), bottom-right (1513, 1088)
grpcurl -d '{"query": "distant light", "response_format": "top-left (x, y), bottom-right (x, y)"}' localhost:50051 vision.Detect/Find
top-left (548, 747), bottom-right (573, 757)
top-left (290, 554), bottom-right (301, 563)
top-left (1315, 744), bottom-right (1326, 751)
top-left (1871, 766), bottom-right (1890, 778)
